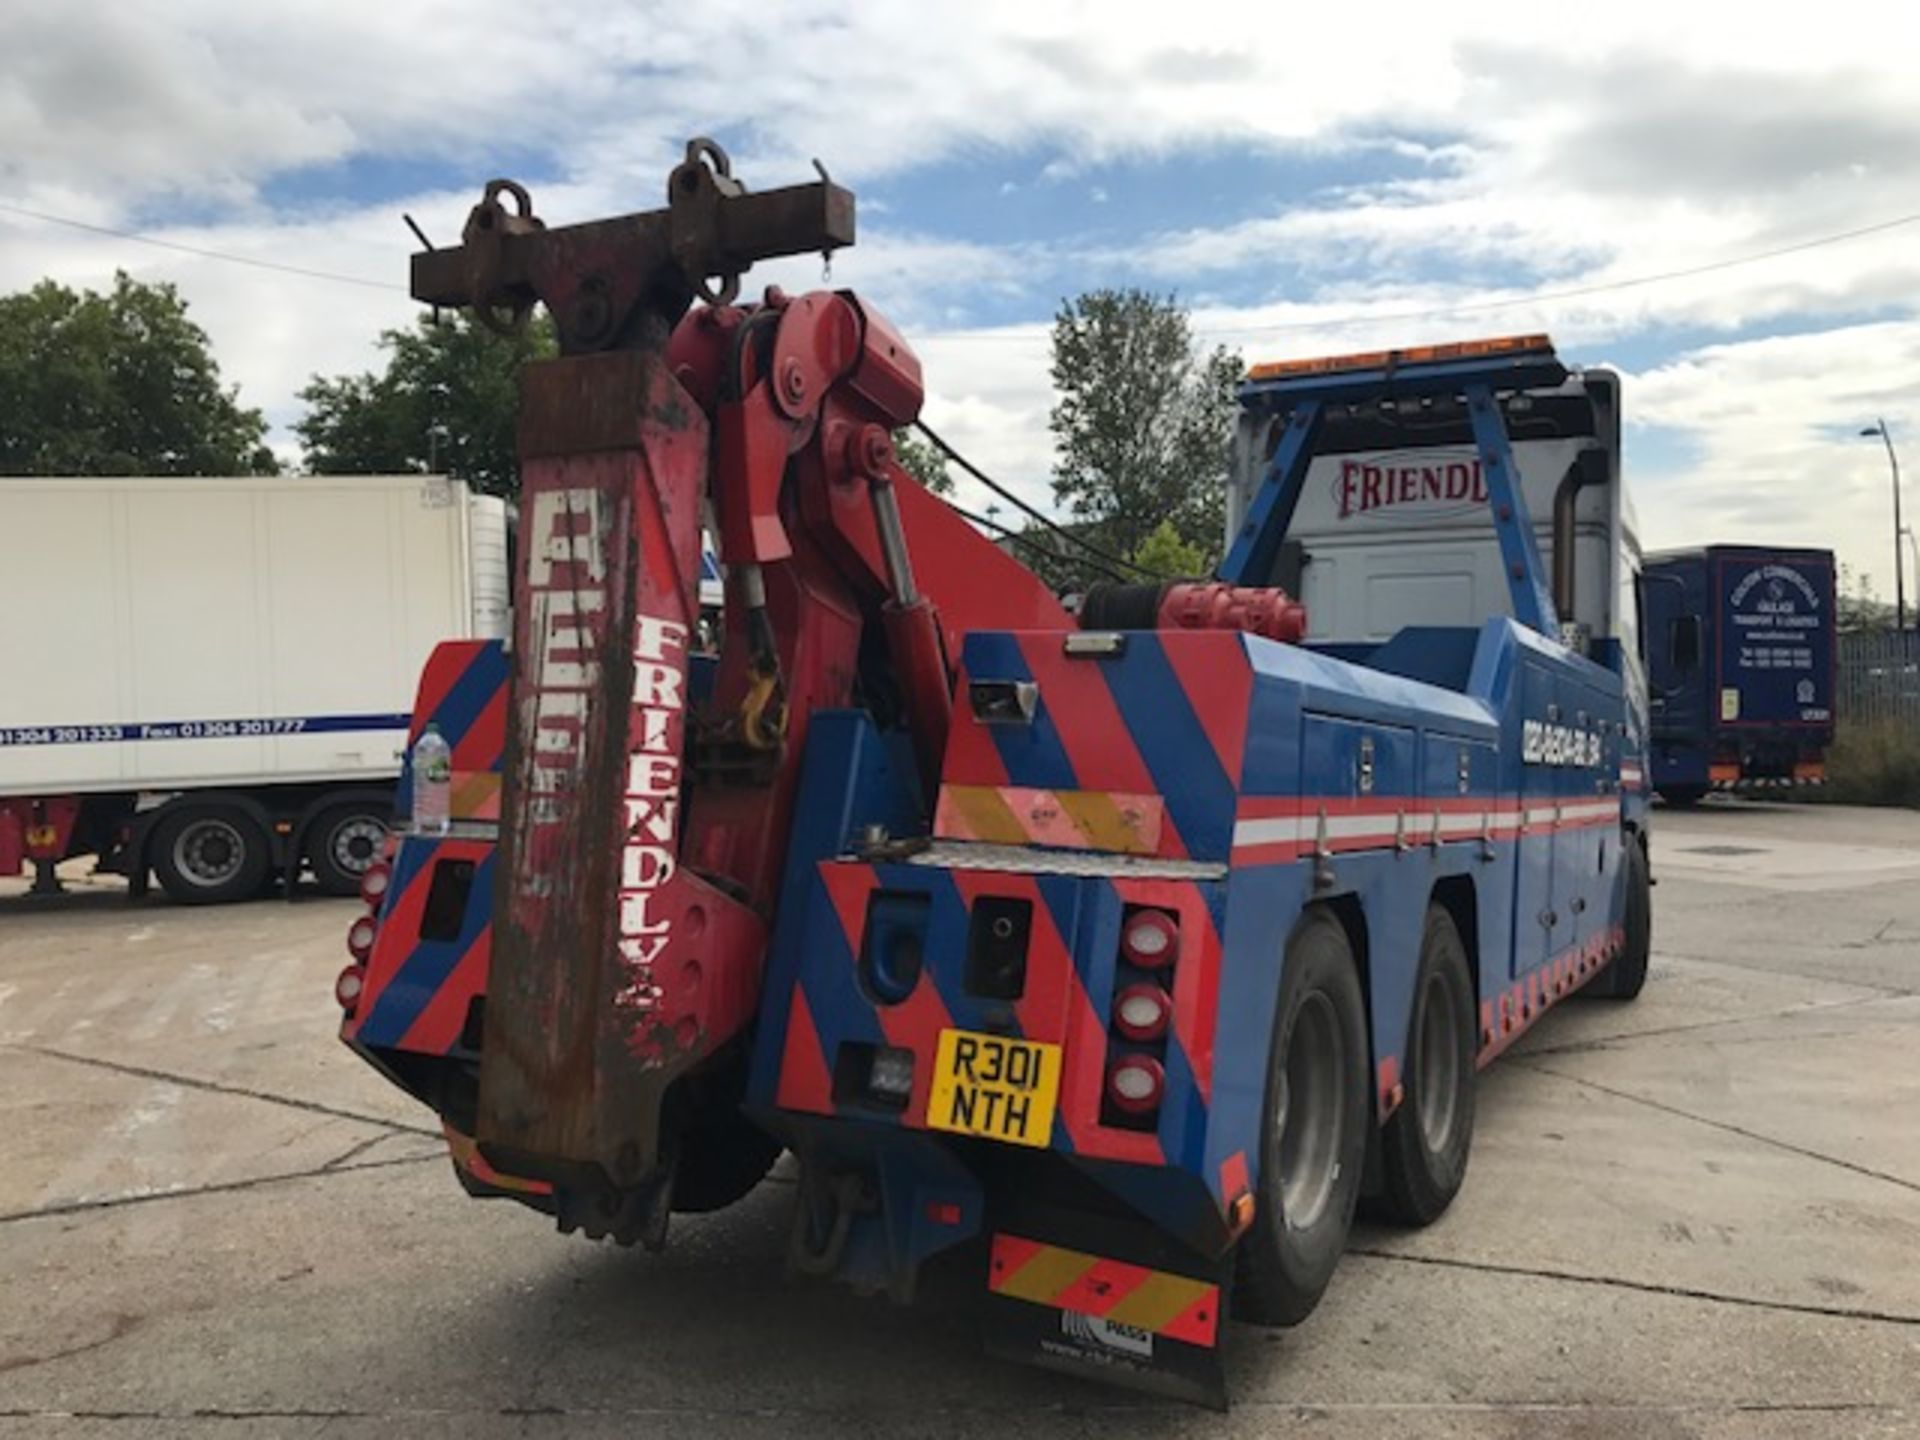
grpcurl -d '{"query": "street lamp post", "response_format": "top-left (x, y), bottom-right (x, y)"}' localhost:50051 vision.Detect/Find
top-left (1862, 420), bottom-right (1906, 631)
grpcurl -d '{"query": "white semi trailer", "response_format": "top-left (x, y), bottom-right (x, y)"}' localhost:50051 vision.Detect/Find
top-left (0, 473), bottom-right (507, 902)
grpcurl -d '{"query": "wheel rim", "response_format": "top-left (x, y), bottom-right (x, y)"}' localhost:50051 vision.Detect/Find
top-left (1276, 991), bottom-right (1346, 1231)
top-left (173, 818), bottom-right (245, 887)
top-left (329, 816), bottom-right (385, 877)
top-left (1415, 966), bottom-right (1463, 1153)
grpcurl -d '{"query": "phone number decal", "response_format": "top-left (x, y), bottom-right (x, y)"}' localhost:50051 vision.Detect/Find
top-left (0, 714), bottom-right (409, 746)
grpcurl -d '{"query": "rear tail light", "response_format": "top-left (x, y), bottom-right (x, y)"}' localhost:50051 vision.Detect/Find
top-left (1106, 1054), bottom-right (1165, 1114)
top-left (335, 964), bottom-right (366, 1011)
top-left (360, 860), bottom-right (393, 907)
top-left (1121, 908), bottom-right (1179, 968)
top-left (346, 914), bottom-right (377, 962)
top-left (1113, 983), bottom-right (1171, 1042)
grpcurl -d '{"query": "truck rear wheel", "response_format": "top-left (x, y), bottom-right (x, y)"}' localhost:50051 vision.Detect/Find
top-left (671, 1120), bottom-right (784, 1213)
top-left (150, 804), bottom-right (271, 905)
top-left (1588, 839), bottom-right (1651, 1000)
top-left (1376, 905), bottom-right (1477, 1226)
top-left (306, 803), bottom-right (389, 896)
top-left (1236, 909), bottom-right (1369, 1327)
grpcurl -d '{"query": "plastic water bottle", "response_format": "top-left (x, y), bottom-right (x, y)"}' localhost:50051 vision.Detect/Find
top-left (412, 724), bottom-right (452, 836)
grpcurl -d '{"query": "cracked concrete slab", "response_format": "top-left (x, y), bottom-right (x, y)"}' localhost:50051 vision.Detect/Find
top-left (0, 886), bottom-right (426, 1133)
top-left (1523, 992), bottom-right (1920, 1191)
top-left (1648, 805), bottom-right (1920, 994)
top-left (2, 802), bottom-right (1917, 1434)
top-left (1354, 1056), bottom-right (1920, 1323)
top-left (1509, 953), bottom-right (1896, 1059)
top-left (0, 1047), bottom-right (419, 1221)
top-left (1, 1159), bottom-right (1917, 1433)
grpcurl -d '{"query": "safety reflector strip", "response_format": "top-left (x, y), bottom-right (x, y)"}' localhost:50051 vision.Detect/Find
top-left (450, 770), bottom-right (502, 821)
top-left (442, 1123), bottom-right (553, 1197)
top-left (936, 784), bottom-right (1166, 855)
top-left (988, 1233), bottom-right (1220, 1347)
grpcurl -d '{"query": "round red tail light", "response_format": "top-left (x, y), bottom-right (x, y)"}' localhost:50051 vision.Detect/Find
top-left (1105, 1054), bottom-right (1166, 1115)
top-left (360, 860), bottom-right (393, 906)
top-left (1113, 983), bottom-right (1171, 1042)
top-left (335, 964), bottom-right (366, 1010)
top-left (346, 914), bottom-right (377, 962)
top-left (1121, 908), bottom-right (1179, 969)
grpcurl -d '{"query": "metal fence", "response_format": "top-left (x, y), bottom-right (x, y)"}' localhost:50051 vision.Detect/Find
top-left (1839, 629), bottom-right (1920, 728)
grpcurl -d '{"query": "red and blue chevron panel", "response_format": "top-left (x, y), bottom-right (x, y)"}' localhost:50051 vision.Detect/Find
top-left (344, 639), bottom-right (506, 1056)
top-left (761, 616), bottom-right (1636, 1254)
top-left (939, 631), bottom-right (1253, 863)
top-left (767, 855), bottom-right (1233, 1212)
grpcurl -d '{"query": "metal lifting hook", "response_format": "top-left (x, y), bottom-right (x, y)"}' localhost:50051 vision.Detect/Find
top-left (683, 137), bottom-right (746, 307)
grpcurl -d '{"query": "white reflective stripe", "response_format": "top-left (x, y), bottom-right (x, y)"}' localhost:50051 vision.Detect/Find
top-left (1231, 816), bottom-right (1306, 848)
top-left (1233, 798), bottom-right (1618, 854)
top-left (1324, 814), bottom-right (1398, 840)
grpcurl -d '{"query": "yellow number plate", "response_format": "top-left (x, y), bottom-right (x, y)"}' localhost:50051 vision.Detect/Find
top-left (926, 1028), bottom-right (1062, 1148)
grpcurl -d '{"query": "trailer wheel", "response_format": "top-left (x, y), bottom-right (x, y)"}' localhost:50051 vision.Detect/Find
top-left (306, 803), bottom-right (390, 896)
top-left (150, 804), bottom-right (271, 905)
top-left (1377, 906), bottom-right (1477, 1226)
top-left (1236, 909), bottom-right (1369, 1327)
top-left (1588, 839), bottom-right (1651, 1000)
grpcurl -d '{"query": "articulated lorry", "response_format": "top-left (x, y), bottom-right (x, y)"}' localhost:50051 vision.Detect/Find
top-left (0, 474), bottom-right (507, 901)
top-left (1643, 545), bottom-right (1836, 804)
top-left (334, 144), bottom-right (1651, 1406)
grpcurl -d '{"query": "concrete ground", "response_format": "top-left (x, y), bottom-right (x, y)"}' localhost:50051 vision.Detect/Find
top-left (1, 802), bottom-right (1916, 1438)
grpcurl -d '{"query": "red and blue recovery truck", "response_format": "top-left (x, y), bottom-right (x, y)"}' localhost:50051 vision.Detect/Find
top-left (333, 142), bottom-right (1653, 1406)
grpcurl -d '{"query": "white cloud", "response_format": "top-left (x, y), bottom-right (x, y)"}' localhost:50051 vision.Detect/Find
top-left (1625, 322), bottom-right (1920, 586)
top-left (5, 2), bottom-right (1920, 587)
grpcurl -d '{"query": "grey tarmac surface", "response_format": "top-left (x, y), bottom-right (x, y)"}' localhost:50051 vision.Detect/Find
top-left (2, 800), bottom-right (1917, 1437)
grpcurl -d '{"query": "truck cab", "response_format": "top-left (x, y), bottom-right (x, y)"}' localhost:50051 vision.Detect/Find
top-left (1226, 349), bottom-right (1648, 755)
top-left (1643, 545), bottom-right (1836, 803)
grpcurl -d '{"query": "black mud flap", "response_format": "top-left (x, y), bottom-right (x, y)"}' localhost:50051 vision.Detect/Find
top-left (978, 1206), bottom-right (1233, 1410)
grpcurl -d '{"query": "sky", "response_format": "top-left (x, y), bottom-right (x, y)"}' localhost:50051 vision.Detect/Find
top-left (3, 2), bottom-right (1918, 595)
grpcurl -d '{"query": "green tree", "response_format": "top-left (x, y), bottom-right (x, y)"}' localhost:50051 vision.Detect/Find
top-left (892, 428), bottom-right (954, 495)
top-left (297, 311), bottom-right (556, 498)
top-left (1048, 288), bottom-right (1241, 567)
top-left (1131, 517), bottom-right (1208, 578)
top-left (0, 272), bottom-right (272, 475)
top-left (1838, 562), bottom-right (1897, 632)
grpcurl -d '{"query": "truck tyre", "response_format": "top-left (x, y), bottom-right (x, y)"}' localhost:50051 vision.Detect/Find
top-left (150, 804), bottom-right (271, 905)
top-left (306, 802), bottom-right (390, 896)
top-left (1657, 785), bottom-right (1706, 809)
top-left (1236, 909), bottom-right (1369, 1327)
top-left (1377, 906), bottom-right (1476, 1226)
top-left (671, 1118), bottom-right (783, 1213)
top-left (1589, 839), bottom-right (1652, 1000)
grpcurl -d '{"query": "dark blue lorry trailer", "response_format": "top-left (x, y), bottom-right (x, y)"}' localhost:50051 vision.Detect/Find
top-left (1644, 546), bottom-right (1836, 804)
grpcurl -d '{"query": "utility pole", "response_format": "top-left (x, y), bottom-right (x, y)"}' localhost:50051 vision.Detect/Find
top-left (1862, 420), bottom-right (1905, 631)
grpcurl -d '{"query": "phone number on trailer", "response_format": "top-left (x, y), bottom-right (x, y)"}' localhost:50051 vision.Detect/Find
top-left (0, 719), bottom-right (309, 745)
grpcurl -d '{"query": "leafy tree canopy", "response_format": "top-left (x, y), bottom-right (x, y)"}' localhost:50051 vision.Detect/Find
top-left (1048, 288), bottom-right (1241, 569)
top-left (297, 311), bottom-right (556, 498)
top-left (893, 428), bottom-right (954, 495)
top-left (0, 271), bottom-right (272, 476)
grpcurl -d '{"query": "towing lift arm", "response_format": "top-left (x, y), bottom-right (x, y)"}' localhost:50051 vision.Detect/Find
top-left (397, 140), bottom-right (1062, 1243)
